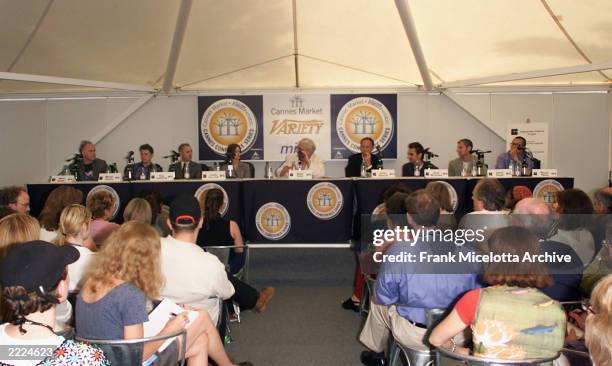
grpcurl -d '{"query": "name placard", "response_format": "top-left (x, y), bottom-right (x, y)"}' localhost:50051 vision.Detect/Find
top-left (288, 170), bottom-right (313, 179)
top-left (49, 175), bottom-right (76, 183)
top-left (487, 169), bottom-right (512, 178)
top-left (532, 169), bottom-right (558, 177)
top-left (424, 169), bottom-right (449, 178)
top-left (150, 172), bottom-right (175, 181)
top-left (98, 173), bottom-right (122, 182)
top-left (202, 171), bottom-right (227, 180)
top-left (371, 169), bottom-right (396, 178)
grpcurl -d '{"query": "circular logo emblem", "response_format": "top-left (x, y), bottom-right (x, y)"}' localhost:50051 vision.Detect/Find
top-left (431, 181), bottom-right (459, 213)
top-left (307, 182), bottom-right (344, 220)
top-left (256, 202), bottom-right (291, 240)
top-left (87, 185), bottom-right (120, 220)
top-left (533, 179), bottom-right (564, 205)
top-left (201, 98), bottom-right (258, 156)
top-left (194, 183), bottom-right (229, 216)
top-left (336, 97), bottom-right (394, 153)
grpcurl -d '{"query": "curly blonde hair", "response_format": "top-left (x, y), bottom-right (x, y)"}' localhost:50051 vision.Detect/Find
top-left (0, 214), bottom-right (40, 258)
top-left (585, 274), bottom-right (612, 366)
top-left (55, 204), bottom-right (91, 246)
top-left (83, 221), bottom-right (163, 299)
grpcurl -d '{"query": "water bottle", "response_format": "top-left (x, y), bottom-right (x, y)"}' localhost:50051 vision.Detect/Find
top-left (62, 165), bottom-right (70, 176)
top-left (509, 160), bottom-right (515, 176)
top-left (139, 169), bottom-right (146, 180)
top-left (415, 165), bottom-right (420, 177)
top-left (360, 161), bottom-right (367, 178)
top-left (227, 164), bottom-right (233, 178)
top-left (264, 162), bottom-right (273, 179)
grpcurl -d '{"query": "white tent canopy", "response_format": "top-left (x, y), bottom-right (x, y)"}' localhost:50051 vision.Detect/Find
top-left (0, 0), bottom-right (611, 94)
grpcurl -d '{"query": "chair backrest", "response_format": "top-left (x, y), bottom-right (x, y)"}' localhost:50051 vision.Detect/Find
top-left (436, 346), bottom-right (560, 366)
top-left (76, 329), bottom-right (187, 366)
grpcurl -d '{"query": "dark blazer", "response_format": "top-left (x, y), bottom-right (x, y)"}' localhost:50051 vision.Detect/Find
top-left (401, 161), bottom-right (437, 177)
top-left (345, 153), bottom-right (383, 177)
top-left (168, 161), bottom-right (203, 179)
top-left (69, 158), bottom-right (108, 181)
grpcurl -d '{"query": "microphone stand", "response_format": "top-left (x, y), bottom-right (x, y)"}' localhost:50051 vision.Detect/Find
top-left (471, 149), bottom-right (491, 177)
top-left (124, 154), bottom-right (135, 181)
top-left (422, 148), bottom-right (439, 170)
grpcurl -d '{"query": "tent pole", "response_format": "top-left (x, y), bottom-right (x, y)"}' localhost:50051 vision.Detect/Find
top-left (0, 71), bottom-right (154, 92)
top-left (442, 89), bottom-right (505, 140)
top-left (162, 0), bottom-right (194, 94)
top-left (292, 0), bottom-right (300, 88)
top-left (443, 61), bottom-right (612, 88)
top-left (394, 0), bottom-right (433, 91)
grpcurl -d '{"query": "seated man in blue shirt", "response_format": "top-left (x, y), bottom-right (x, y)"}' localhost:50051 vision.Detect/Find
top-left (124, 143), bottom-right (163, 180)
top-left (495, 136), bottom-right (534, 169)
top-left (359, 190), bottom-right (480, 366)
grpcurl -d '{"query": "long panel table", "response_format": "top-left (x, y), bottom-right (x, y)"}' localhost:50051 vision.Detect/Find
top-left (27, 177), bottom-right (573, 244)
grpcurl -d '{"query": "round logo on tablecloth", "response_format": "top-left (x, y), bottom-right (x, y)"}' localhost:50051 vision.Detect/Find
top-left (430, 181), bottom-right (459, 213)
top-left (336, 97), bottom-right (393, 153)
top-left (533, 179), bottom-right (564, 205)
top-left (256, 202), bottom-right (291, 240)
top-left (201, 98), bottom-right (258, 155)
top-left (194, 183), bottom-right (229, 216)
top-left (307, 182), bottom-right (343, 220)
top-left (87, 185), bottom-right (120, 220)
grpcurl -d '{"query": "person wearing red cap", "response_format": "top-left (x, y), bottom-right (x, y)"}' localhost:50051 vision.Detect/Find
top-left (0, 241), bottom-right (109, 365)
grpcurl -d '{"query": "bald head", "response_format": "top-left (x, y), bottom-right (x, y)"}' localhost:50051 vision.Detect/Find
top-left (594, 187), bottom-right (612, 214)
top-left (511, 198), bottom-right (554, 239)
top-left (513, 198), bottom-right (551, 215)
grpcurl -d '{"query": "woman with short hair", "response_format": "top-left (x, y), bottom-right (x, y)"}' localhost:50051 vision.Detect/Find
top-left (430, 226), bottom-right (566, 360)
top-left (38, 186), bottom-right (83, 242)
top-left (86, 190), bottom-right (119, 248)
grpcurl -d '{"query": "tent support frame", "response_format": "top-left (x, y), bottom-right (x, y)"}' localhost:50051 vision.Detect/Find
top-left (0, 71), bottom-right (154, 92)
top-left (442, 89), bottom-right (505, 140)
top-left (162, 0), bottom-right (194, 93)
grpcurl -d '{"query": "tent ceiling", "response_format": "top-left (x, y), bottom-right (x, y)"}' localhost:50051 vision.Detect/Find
top-left (0, 0), bottom-right (610, 94)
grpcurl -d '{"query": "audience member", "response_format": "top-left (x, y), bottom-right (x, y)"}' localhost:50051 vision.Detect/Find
top-left (426, 181), bottom-right (457, 230)
top-left (54, 204), bottom-right (96, 291)
top-left (0, 241), bottom-right (109, 365)
top-left (0, 206), bottom-right (16, 220)
top-left (0, 213), bottom-right (40, 258)
top-left (124, 143), bottom-right (163, 180)
top-left (459, 178), bottom-right (510, 236)
top-left (550, 189), bottom-right (596, 266)
top-left (359, 190), bottom-right (479, 366)
top-left (276, 138), bottom-right (326, 178)
top-left (402, 142), bottom-right (437, 177)
top-left (0, 186), bottom-right (30, 214)
top-left (584, 274), bottom-right (612, 366)
top-left (168, 143), bottom-right (202, 179)
top-left (141, 190), bottom-right (170, 237)
top-left (197, 188), bottom-right (245, 274)
top-left (222, 144), bottom-right (252, 178)
top-left (161, 194), bottom-right (274, 324)
top-left (69, 140), bottom-right (108, 181)
top-left (504, 185), bottom-right (532, 211)
top-left (345, 137), bottom-right (382, 177)
top-left (123, 197), bottom-right (153, 224)
top-left (38, 186), bottom-right (84, 242)
top-left (86, 190), bottom-right (120, 248)
top-left (447, 139), bottom-right (476, 177)
top-left (430, 226), bottom-right (565, 360)
top-left (592, 186), bottom-right (612, 251)
top-left (513, 198), bottom-right (584, 301)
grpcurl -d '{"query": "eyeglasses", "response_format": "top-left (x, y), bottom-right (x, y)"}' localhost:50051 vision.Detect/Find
top-left (581, 299), bottom-right (596, 314)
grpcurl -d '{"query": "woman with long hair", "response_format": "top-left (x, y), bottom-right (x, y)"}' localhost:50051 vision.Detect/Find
top-left (430, 226), bottom-right (566, 360)
top-left (222, 144), bottom-right (252, 178)
top-left (38, 186), bottom-right (83, 242)
top-left (585, 274), bottom-right (612, 366)
top-left (77, 222), bottom-right (250, 366)
top-left (0, 213), bottom-right (40, 258)
top-left (123, 197), bottom-right (153, 224)
top-left (54, 204), bottom-right (96, 291)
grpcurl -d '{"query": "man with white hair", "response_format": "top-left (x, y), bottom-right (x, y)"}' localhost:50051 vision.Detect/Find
top-left (276, 138), bottom-right (326, 178)
top-left (512, 197), bottom-right (583, 301)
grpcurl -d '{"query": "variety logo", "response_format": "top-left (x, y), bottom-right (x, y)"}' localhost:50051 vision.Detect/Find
top-left (194, 183), bottom-right (229, 216)
top-left (255, 202), bottom-right (291, 240)
top-left (87, 185), bottom-right (120, 220)
top-left (201, 98), bottom-right (258, 156)
top-left (533, 179), bottom-right (564, 206)
top-left (307, 182), bottom-right (344, 220)
top-left (336, 97), bottom-right (393, 153)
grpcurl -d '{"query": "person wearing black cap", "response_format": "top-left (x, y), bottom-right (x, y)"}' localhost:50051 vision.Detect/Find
top-left (160, 194), bottom-right (274, 322)
top-left (0, 240), bottom-right (109, 365)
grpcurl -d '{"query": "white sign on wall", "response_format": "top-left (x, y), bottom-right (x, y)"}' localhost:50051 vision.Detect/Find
top-left (506, 122), bottom-right (548, 168)
top-left (263, 94), bottom-right (331, 161)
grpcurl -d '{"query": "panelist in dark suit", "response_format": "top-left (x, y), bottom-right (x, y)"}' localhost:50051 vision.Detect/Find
top-left (345, 137), bottom-right (382, 177)
top-left (168, 143), bottom-right (203, 179)
top-left (68, 140), bottom-right (108, 181)
top-left (402, 142), bottom-right (437, 177)
top-left (124, 143), bottom-right (163, 180)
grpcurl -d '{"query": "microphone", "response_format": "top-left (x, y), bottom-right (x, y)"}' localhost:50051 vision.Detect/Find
top-left (297, 150), bottom-right (305, 162)
top-left (472, 149), bottom-right (491, 154)
top-left (423, 148), bottom-right (439, 158)
top-left (224, 151), bottom-right (234, 165)
top-left (65, 153), bottom-right (83, 162)
top-left (163, 150), bottom-right (179, 159)
top-left (125, 150), bottom-right (134, 162)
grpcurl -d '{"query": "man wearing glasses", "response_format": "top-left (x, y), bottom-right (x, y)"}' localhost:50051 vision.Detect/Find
top-left (0, 186), bottom-right (30, 214)
top-left (495, 136), bottom-right (534, 169)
